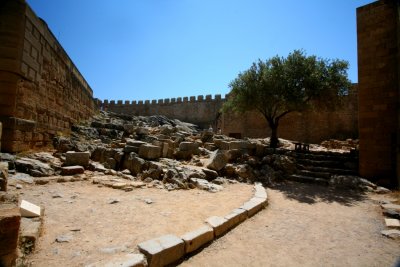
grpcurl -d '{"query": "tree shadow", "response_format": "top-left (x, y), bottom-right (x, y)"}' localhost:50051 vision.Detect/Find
top-left (268, 181), bottom-right (368, 206)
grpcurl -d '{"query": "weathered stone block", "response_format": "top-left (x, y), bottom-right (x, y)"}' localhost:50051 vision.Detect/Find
top-left (139, 144), bottom-right (161, 160)
top-left (20, 200), bottom-right (42, 217)
top-left (0, 192), bottom-right (20, 267)
top-left (138, 234), bottom-right (185, 267)
top-left (179, 142), bottom-right (199, 152)
top-left (206, 150), bottom-right (228, 171)
top-left (61, 166), bottom-right (84, 176)
top-left (20, 217), bottom-right (42, 255)
top-left (224, 208), bottom-right (248, 229)
top-left (65, 151), bottom-right (90, 167)
top-left (205, 216), bottom-right (229, 237)
top-left (385, 218), bottom-right (400, 228)
top-left (181, 225), bottom-right (214, 253)
top-left (239, 197), bottom-right (266, 217)
top-left (0, 162), bottom-right (8, 191)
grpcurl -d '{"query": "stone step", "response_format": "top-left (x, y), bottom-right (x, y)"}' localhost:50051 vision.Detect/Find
top-left (296, 158), bottom-right (356, 170)
top-left (287, 174), bottom-right (329, 186)
top-left (299, 165), bottom-right (358, 176)
top-left (298, 170), bottom-right (331, 179)
top-left (292, 152), bottom-right (356, 162)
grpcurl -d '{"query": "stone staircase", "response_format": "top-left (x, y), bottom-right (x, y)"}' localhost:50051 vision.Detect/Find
top-left (287, 150), bottom-right (359, 186)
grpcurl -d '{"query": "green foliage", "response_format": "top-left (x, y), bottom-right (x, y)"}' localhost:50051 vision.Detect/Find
top-left (223, 50), bottom-right (351, 147)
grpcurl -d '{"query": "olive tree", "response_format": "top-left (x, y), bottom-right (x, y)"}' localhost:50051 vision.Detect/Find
top-left (223, 50), bottom-right (351, 148)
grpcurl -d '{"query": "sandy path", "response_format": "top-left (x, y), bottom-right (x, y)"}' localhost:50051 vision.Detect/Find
top-left (17, 180), bottom-right (253, 266)
top-left (181, 182), bottom-right (400, 267)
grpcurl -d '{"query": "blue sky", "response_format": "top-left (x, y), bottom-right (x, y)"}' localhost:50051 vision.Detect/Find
top-left (27, 0), bottom-right (374, 102)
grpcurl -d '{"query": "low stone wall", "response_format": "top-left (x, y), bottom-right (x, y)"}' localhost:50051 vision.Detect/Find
top-left (0, 0), bottom-right (95, 153)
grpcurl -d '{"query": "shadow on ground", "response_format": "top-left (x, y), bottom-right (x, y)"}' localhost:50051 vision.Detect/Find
top-left (268, 181), bottom-right (368, 206)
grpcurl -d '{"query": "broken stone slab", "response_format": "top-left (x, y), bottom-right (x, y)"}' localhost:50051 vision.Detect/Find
top-left (65, 151), bottom-right (90, 167)
top-left (385, 218), bottom-right (400, 228)
top-left (87, 253), bottom-right (147, 267)
top-left (205, 216), bottom-right (230, 237)
top-left (190, 178), bottom-right (223, 193)
top-left (0, 192), bottom-right (21, 267)
top-left (61, 166), bottom-right (84, 176)
top-left (181, 225), bottom-right (214, 254)
top-left (206, 150), bottom-right (228, 171)
top-left (20, 217), bottom-right (42, 255)
top-left (381, 203), bottom-right (400, 212)
top-left (381, 229), bottom-right (400, 239)
top-left (239, 197), bottom-right (267, 217)
top-left (139, 144), bottom-right (162, 160)
top-left (20, 200), bottom-right (43, 218)
top-left (138, 234), bottom-right (185, 267)
top-left (224, 208), bottom-right (248, 229)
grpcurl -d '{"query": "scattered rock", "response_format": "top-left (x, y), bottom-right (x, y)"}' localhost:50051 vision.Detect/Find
top-left (56, 235), bottom-right (73, 243)
top-left (144, 198), bottom-right (153, 204)
top-left (108, 198), bottom-right (120, 204)
top-left (15, 158), bottom-right (54, 177)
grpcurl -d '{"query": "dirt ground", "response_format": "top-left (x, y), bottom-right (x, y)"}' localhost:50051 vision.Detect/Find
top-left (15, 179), bottom-right (253, 266)
top-left (181, 182), bottom-right (400, 267)
top-left (13, 179), bottom-right (400, 267)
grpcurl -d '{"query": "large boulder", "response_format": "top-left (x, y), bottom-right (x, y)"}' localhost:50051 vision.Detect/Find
top-left (206, 150), bottom-right (228, 171)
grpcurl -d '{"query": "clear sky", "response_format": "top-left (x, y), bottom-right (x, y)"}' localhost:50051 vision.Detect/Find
top-left (27, 0), bottom-right (374, 102)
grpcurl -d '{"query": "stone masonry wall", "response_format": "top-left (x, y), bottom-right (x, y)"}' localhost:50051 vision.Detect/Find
top-left (101, 88), bottom-right (358, 144)
top-left (100, 94), bottom-right (225, 129)
top-left (357, 0), bottom-right (400, 187)
top-left (0, 0), bottom-right (95, 153)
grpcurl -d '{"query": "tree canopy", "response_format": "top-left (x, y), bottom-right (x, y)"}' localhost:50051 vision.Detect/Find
top-left (223, 50), bottom-right (351, 148)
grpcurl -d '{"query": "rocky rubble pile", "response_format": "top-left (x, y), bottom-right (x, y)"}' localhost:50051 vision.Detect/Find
top-left (0, 111), bottom-right (387, 193)
top-left (1, 111), bottom-right (299, 192)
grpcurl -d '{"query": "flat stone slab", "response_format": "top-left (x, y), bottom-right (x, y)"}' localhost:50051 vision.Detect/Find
top-left (205, 216), bottom-right (229, 237)
top-left (254, 183), bottom-right (268, 200)
top-left (224, 208), bottom-right (248, 229)
top-left (385, 218), bottom-right (400, 228)
top-left (181, 225), bottom-right (214, 253)
top-left (20, 200), bottom-right (42, 218)
top-left (239, 197), bottom-right (266, 217)
top-left (381, 229), bottom-right (400, 239)
top-left (87, 253), bottom-right (147, 267)
top-left (381, 203), bottom-right (400, 212)
top-left (138, 234), bottom-right (184, 267)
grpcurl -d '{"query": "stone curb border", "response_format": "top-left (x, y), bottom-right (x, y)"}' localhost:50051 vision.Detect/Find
top-left (90, 183), bottom-right (268, 267)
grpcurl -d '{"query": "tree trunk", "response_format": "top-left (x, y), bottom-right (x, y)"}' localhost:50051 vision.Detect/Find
top-left (270, 124), bottom-right (279, 148)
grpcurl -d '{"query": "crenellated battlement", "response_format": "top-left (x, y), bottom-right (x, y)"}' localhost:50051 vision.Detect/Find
top-left (98, 94), bottom-right (227, 107)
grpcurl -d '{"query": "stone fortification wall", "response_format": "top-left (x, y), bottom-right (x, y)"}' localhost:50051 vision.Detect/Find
top-left (0, 0), bottom-right (95, 152)
top-left (221, 88), bottom-right (358, 143)
top-left (357, 0), bottom-right (400, 187)
top-left (101, 88), bottom-right (358, 144)
top-left (100, 94), bottom-right (226, 129)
